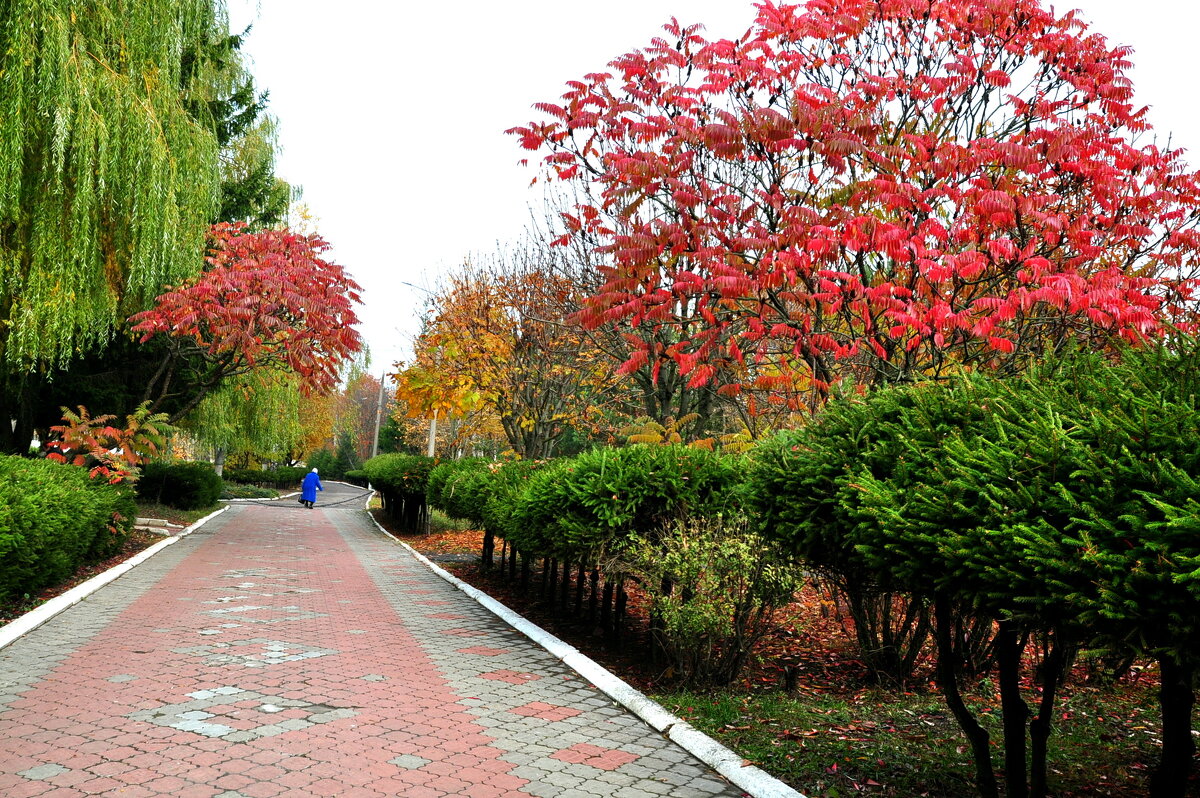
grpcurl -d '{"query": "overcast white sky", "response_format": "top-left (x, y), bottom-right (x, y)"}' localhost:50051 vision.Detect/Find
top-left (228, 0), bottom-right (1200, 374)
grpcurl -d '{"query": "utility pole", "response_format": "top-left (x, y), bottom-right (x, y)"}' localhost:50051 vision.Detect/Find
top-left (370, 373), bottom-right (387, 459)
top-left (426, 409), bottom-right (437, 458)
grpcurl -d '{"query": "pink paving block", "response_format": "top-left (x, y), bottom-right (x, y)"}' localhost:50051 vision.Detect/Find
top-left (479, 669), bottom-right (542, 684)
top-left (455, 646), bottom-right (511, 656)
top-left (440, 627), bottom-right (488, 636)
top-left (550, 741), bottom-right (640, 771)
top-left (509, 701), bottom-right (584, 722)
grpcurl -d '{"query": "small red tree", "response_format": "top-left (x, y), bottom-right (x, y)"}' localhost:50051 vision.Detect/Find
top-left (129, 223), bottom-right (364, 422)
top-left (511, 0), bottom-right (1200, 402)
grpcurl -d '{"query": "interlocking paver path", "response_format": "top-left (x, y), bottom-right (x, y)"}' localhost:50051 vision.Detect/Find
top-left (0, 482), bottom-right (746, 797)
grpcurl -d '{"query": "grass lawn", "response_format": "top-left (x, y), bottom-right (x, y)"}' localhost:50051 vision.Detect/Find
top-left (654, 682), bottom-right (1165, 797)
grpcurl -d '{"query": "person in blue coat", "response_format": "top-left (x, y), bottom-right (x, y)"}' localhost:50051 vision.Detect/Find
top-left (300, 468), bottom-right (323, 508)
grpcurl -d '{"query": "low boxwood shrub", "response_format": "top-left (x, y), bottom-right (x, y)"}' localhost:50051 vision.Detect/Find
top-left (137, 461), bottom-right (224, 510)
top-left (265, 466), bottom-right (306, 489)
top-left (343, 469), bottom-right (369, 488)
top-left (0, 455), bottom-right (135, 603)
top-left (223, 468), bottom-right (266, 485)
top-left (221, 484), bottom-right (277, 499)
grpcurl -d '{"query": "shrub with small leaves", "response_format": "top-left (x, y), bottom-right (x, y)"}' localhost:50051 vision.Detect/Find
top-left (136, 461), bottom-right (224, 510)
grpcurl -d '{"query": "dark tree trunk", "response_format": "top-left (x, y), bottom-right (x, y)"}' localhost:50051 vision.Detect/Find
top-left (601, 579), bottom-right (614, 639)
top-left (1150, 657), bottom-right (1196, 798)
top-left (575, 562), bottom-right (585, 618)
top-left (614, 581), bottom-right (628, 648)
top-left (559, 558), bottom-right (571, 612)
top-left (996, 620), bottom-right (1029, 798)
top-left (1029, 638), bottom-right (1070, 798)
top-left (481, 529), bottom-right (494, 570)
top-left (588, 568), bottom-right (600, 624)
top-left (935, 598), bottom-right (999, 798)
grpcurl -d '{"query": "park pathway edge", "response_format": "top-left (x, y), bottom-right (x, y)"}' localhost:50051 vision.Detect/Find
top-left (363, 493), bottom-right (806, 798)
top-left (0, 506), bottom-right (229, 651)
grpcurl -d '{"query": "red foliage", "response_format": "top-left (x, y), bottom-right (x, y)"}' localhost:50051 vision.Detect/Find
top-left (130, 223), bottom-right (363, 399)
top-left (512, 0), bottom-right (1200, 401)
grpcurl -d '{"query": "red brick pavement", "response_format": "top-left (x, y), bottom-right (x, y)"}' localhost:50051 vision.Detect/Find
top-left (0, 508), bottom-right (534, 797)
top-left (0, 499), bottom-right (747, 797)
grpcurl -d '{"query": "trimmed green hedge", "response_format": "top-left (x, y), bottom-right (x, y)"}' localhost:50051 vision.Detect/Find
top-left (363, 454), bottom-right (435, 531)
top-left (510, 445), bottom-right (741, 560)
top-left (0, 456), bottom-right (135, 603)
top-left (223, 466), bottom-right (305, 489)
top-left (137, 461), bottom-right (224, 510)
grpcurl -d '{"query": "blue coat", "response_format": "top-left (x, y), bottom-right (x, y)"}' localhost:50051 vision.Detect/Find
top-left (301, 471), bottom-right (323, 502)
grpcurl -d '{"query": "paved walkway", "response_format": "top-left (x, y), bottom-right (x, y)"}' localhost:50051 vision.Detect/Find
top-left (0, 483), bottom-right (747, 797)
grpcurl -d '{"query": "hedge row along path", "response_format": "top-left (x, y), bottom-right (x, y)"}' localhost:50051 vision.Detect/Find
top-left (0, 481), bottom-right (750, 797)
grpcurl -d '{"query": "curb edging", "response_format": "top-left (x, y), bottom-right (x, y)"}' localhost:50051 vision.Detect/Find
top-left (0, 506), bottom-right (229, 651)
top-left (362, 496), bottom-right (804, 798)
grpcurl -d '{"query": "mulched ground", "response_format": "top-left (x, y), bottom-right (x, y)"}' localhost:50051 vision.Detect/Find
top-left (379, 518), bottom-right (870, 694)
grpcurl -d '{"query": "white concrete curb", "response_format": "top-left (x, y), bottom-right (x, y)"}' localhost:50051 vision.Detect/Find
top-left (0, 506), bottom-right (229, 651)
top-left (362, 496), bottom-right (804, 798)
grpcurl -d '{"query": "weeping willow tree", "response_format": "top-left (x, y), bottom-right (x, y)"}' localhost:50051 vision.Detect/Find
top-left (0, 0), bottom-right (280, 451)
top-left (185, 370), bottom-right (304, 473)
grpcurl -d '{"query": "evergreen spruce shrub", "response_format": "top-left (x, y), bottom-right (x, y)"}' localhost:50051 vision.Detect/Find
top-left (512, 445), bottom-right (741, 563)
top-left (137, 461), bottom-right (224, 510)
top-left (426, 457), bottom-right (489, 519)
top-left (343, 469), bottom-right (369, 488)
top-left (442, 466), bottom-right (495, 527)
top-left (0, 455), bottom-right (135, 603)
top-left (508, 459), bottom-right (575, 557)
top-left (745, 381), bottom-right (996, 684)
top-left (478, 459), bottom-right (554, 570)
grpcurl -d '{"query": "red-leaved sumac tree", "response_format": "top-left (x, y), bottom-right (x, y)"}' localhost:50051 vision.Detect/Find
top-left (511, 0), bottom-right (1200, 401)
top-left (129, 222), bottom-right (363, 422)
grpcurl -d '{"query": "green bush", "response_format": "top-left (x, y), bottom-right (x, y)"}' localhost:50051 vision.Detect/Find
top-left (223, 467), bottom-right (266, 485)
top-left (307, 449), bottom-right (341, 479)
top-left (137, 461), bottom-right (224, 510)
top-left (221, 484), bottom-right (277, 499)
top-left (343, 469), bottom-right (369, 488)
top-left (0, 456), bottom-right (135, 603)
top-left (363, 453), bottom-right (435, 530)
top-left (427, 458), bottom-right (489, 520)
top-left (480, 460), bottom-right (544, 540)
top-left (513, 445), bottom-right (741, 561)
top-left (223, 466), bottom-right (305, 489)
top-left (624, 515), bottom-right (802, 686)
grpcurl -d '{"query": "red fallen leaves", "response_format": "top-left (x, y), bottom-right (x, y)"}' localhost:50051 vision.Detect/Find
top-left (512, 0), bottom-right (1200, 404)
top-left (129, 223), bottom-right (363, 397)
